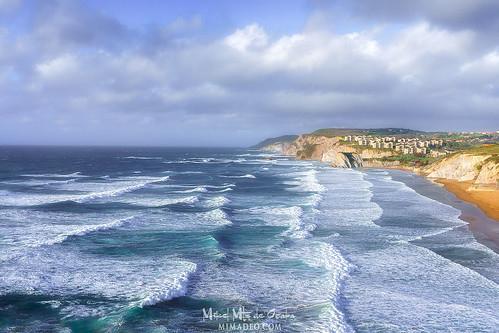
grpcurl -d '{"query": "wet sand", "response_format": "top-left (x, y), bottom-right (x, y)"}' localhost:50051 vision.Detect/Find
top-left (388, 170), bottom-right (499, 253)
top-left (434, 179), bottom-right (499, 221)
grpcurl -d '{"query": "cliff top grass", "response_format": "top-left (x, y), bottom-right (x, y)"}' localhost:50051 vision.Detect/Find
top-left (443, 144), bottom-right (499, 164)
top-left (466, 144), bottom-right (499, 164)
top-left (381, 154), bottom-right (436, 167)
top-left (463, 144), bottom-right (499, 155)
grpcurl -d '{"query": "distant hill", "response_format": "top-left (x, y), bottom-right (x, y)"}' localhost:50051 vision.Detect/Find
top-left (311, 128), bottom-right (429, 137)
top-left (253, 135), bottom-right (298, 148)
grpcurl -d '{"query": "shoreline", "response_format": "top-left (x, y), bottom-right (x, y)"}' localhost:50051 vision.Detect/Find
top-left (373, 164), bottom-right (499, 222)
top-left (433, 178), bottom-right (499, 221)
top-left (273, 152), bottom-right (499, 249)
top-left (386, 169), bottom-right (499, 252)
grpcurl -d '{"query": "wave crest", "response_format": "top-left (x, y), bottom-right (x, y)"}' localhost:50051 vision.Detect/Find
top-left (140, 262), bottom-right (197, 307)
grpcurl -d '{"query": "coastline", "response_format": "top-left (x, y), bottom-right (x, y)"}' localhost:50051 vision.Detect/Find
top-left (387, 169), bottom-right (499, 252)
top-left (267, 150), bottom-right (499, 249)
top-left (379, 165), bottom-right (499, 222)
top-left (433, 179), bottom-right (499, 221)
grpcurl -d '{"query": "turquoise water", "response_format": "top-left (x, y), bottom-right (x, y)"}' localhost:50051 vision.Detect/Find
top-left (0, 147), bottom-right (498, 332)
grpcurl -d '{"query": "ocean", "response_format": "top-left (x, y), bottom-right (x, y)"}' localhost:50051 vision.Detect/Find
top-left (0, 146), bottom-right (498, 332)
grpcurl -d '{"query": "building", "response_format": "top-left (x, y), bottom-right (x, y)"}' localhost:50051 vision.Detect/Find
top-left (383, 142), bottom-right (394, 149)
top-left (403, 147), bottom-right (414, 154)
top-left (416, 147), bottom-right (427, 154)
top-left (430, 150), bottom-right (447, 157)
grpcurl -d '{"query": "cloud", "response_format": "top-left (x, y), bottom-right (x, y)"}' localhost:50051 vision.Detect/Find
top-left (32, 0), bottom-right (129, 52)
top-left (345, 0), bottom-right (499, 32)
top-left (224, 24), bottom-right (269, 51)
top-left (0, 0), bottom-right (21, 13)
top-left (0, 1), bottom-right (498, 145)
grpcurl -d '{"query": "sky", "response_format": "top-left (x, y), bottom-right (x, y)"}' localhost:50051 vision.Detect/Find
top-left (0, 0), bottom-right (498, 146)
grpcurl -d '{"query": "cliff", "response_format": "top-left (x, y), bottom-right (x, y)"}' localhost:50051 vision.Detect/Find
top-left (259, 134), bottom-right (498, 186)
top-left (261, 134), bottom-right (396, 168)
top-left (424, 153), bottom-right (499, 187)
top-left (253, 135), bottom-right (298, 149)
top-left (424, 151), bottom-right (499, 221)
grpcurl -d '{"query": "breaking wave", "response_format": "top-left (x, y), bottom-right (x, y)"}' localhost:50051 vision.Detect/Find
top-left (199, 208), bottom-right (232, 226)
top-left (284, 169), bottom-right (326, 193)
top-left (30, 216), bottom-right (137, 247)
top-left (174, 186), bottom-right (208, 193)
top-left (21, 172), bottom-right (87, 178)
top-left (140, 262), bottom-right (197, 307)
top-left (121, 156), bottom-right (163, 160)
top-left (220, 174), bottom-right (256, 179)
top-left (202, 196), bottom-right (231, 208)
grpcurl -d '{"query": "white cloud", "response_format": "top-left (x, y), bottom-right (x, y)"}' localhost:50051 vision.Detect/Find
top-left (224, 24), bottom-right (268, 51)
top-left (1, 1), bottom-right (499, 145)
top-left (36, 54), bottom-right (79, 79)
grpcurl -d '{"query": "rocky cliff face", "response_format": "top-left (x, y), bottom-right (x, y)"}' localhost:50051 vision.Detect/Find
top-left (476, 160), bottom-right (499, 185)
top-left (322, 150), bottom-right (363, 168)
top-left (261, 134), bottom-right (390, 168)
top-left (426, 154), bottom-right (488, 181)
top-left (425, 154), bottom-right (498, 186)
top-left (260, 135), bottom-right (499, 185)
top-left (261, 142), bottom-right (292, 154)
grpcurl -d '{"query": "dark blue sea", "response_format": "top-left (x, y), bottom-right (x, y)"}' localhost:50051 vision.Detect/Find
top-left (0, 147), bottom-right (498, 332)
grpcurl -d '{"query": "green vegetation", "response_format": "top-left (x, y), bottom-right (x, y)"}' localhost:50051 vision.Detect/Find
top-left (381, 154), bottom-right (437, 167)
top-left (474, 145), bottom-right (499, 164)
top-left (460, 144), bottom-right (499, 165)
top-left (254, 130), bottom-right (499, 169)
top-left (463, 144), bottom-right (499, 155)
top-left (444, 141), bottom-right (474, 150)
top-left (253, 135), bottom-right (298, 148)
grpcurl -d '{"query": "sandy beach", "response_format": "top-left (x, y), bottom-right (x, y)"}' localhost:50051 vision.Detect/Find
top-left (387, 170), bottom-right (499, 252)
top-left (435, 179), bottom-right (499, 222)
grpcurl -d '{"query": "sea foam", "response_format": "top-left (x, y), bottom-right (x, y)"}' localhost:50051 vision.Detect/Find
top-left (0, 176), bottom-right (170, 207)
top-left (140, 262), bottom-right (197, 307)
top-left (30, 216), bottom-right (137, 247)
top-left (220, 174), bottom-right (256, 179)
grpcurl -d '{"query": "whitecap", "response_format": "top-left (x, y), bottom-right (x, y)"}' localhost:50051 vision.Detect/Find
top-left (283, 169), bottom-right (326, 193)
top-left (30, 216), bottom-right (137, 247)
top-left (213, 188), bottom-right (233, 193)
top-left (140, 262), bottom-right (197, 307)
top-left (0, 176), bottom-right (170, 207)
top-left (202, 196), bottom-right (231, 208)
top-left (174, 186), bottom-right (208, 193)
top-left (220, 174), bottom-right (256, 179)
top-left (199, 208), bottom-right (232, 226)
top-left (175, 171), bottom-right (204, 174)
top-left (73, 176), bottom-right (170, 203)
top-left (119, 196), bottom-right (199, 207)
top-left (21, 172), bottom-right (87, 178)
top-left (2, 178), bottom-right (77, 186)
top-left (121, 156), bottom-right (162, 160)
top-left (238, 205), bottom-right (314, 239)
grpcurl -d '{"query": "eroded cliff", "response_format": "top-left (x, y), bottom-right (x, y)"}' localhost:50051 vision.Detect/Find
top-left (261, 134), bottom-right (396, 168)
top-left (260, 135), bottom-right (499, 186)
top-left (424, 153), bottom-right (498, 186)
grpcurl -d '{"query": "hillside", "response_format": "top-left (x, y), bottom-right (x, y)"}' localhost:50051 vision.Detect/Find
top-left (256, 129), bottom-right (499, 186)
top-left (252, 135), bottom-right (298, 149)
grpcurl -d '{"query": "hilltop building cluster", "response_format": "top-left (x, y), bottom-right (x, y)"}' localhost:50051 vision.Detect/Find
top-left (343, 135), bottom-right (445, 157)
